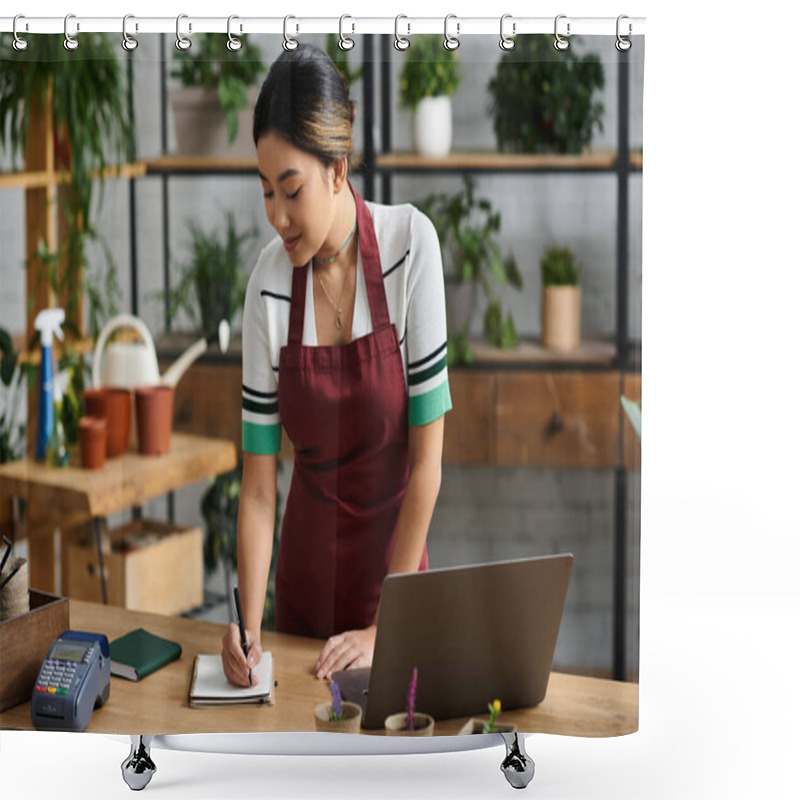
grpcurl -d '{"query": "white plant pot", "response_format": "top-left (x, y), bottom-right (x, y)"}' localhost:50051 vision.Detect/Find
top-left (413, 96), bottom-right (453, 158)
top-left (169, 85), bottom-right (259, 158)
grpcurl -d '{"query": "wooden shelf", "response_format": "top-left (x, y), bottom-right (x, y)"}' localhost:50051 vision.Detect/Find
top-left (0, 162), bottom-right (147, 191)
top-left (1, 150), bottom-right (643, 189)
top-left (142, 152), bottom-right (365, 176)
top-left (468, 337), bottom-right (617, 367)
top-left (142, 154), bottom-right (259, 175)
top-left (17, 336), bottom-right (96, 367)
top-left (376, 150), bottom-right (643, 173)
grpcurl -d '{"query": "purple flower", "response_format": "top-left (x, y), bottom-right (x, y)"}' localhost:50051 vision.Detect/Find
top-left (406, 667), bottom-right (418, 732)
top-left (330, 679), bottom-right (343, 721)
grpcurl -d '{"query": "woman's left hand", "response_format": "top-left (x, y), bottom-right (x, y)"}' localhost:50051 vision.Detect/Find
top-left (315, 625), bottom-right (377, 680)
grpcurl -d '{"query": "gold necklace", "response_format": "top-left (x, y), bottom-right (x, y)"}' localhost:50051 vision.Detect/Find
top-left (315, 266), bottom-right (350, 333)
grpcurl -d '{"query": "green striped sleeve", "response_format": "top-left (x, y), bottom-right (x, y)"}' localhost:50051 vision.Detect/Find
top-left (408, 380), bottom-right (453, 427)
top-left (242, 421), bottom-right (282, 455)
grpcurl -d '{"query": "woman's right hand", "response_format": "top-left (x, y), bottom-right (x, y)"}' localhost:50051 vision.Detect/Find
top-left (221, 623), bottom-right (262, 687)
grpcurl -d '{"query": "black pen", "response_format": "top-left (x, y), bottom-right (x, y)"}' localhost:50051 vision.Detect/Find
top-left (233, 587), bottom-right (252, 686)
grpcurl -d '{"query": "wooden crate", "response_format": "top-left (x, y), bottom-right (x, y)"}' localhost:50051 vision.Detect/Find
top-left (66, 519), bottom-right (203, 615)
top-left (0, 590), bottom-right (70, 711)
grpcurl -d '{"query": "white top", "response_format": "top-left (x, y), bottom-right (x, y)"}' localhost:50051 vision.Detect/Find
top-left (241, 200), bottom-right (452, 455)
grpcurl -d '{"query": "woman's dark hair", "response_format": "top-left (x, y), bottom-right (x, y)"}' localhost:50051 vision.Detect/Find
top-left (252, 43), bottom-right (355, 166)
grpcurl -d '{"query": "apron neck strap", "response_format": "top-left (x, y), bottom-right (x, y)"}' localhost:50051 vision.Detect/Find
top-left (287, 182), bottom-right (391, 346)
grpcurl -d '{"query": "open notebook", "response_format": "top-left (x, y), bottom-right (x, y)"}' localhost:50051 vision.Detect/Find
top-left (189, 653), bottom-right (274, 708)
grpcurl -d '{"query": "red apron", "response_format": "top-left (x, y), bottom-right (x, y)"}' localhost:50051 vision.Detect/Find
top-left (275, 185), bottom-right (428, 639)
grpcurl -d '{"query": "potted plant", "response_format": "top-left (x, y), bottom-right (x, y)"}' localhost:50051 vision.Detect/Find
top-left (399, 34), bottom-right (462, 157)
top-left (417, 176), bottom-right (522, 359)
top-left (459, 698), bottom-right (517, 735)
top-left (488, 35), bottom-right (605, 154)
top-left (0, 33), bottom-right (131, 339)
top-left (170, 33), bottom-right (266, 157)
top-left (159, 211), bottom-right (256, 336)
top-left (384, 667), bottom-right (435, 736)
top-left (541, 245), bottom-right (581, 351)
top-left (314, 679), bottom-right (362, 733)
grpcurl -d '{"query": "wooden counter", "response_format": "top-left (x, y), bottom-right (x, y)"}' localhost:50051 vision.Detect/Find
top-left (0, 600), bottom-right (638, 738)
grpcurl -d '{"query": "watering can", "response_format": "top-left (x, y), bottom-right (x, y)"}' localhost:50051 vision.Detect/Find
top-left (91, 313), bottom-right (231, 390)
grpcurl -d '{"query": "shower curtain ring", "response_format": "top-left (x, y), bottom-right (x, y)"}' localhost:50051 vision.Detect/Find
top-left (339, 15), bottom-right (355, 51)
top-left (394, 15), bottom-right (410, 51)
top-left (12, 15), bottom-right (29, 51)
top-left (64, 14), bottom-right (79, 51)
top-left (554, 14), bottom-right (570, 51)
top-left (283, 16), bottom-right (299, 51)
top-left (227, 15), bottom-right (242, 52)
top-left (499, 14), bottom-right (515, 51)
top-left (175, 14), bottom-right (191, 51)
top-left (122, 15), bottom-right (138, 51)
top-left (616, 15), bottom-right (632, 52)
top-left (444, 14), bottom-right (460, 51)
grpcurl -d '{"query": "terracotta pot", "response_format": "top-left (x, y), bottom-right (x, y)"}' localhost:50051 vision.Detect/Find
top-left (314, 701), bottom-right (362, 733)
top-left (542, 285), bottom-right (581, 351)
top-left (135, 386), bottom-right (174, 456)
top-left (83, 387), bottom-right (132, 458)
top-left (458, 718), bottom-right (518, 735)
top-left (78, 416), bottom-right (107, 470)
top-left (384, 712), bottom-right (435, 736)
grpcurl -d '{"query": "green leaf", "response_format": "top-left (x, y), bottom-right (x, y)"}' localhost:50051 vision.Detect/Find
top-left (620, 397), bottom-right (642, 443)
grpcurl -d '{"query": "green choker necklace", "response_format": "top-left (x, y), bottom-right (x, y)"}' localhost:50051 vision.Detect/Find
top-left (313, 219), bottom-right (358, 265)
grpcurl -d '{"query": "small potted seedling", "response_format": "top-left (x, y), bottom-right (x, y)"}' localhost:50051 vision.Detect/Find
top-left (384, 667), bottom-right (435, 736)
top-left (459, 698), bottom-right (518, 735)
top-left (313, 679), bottom-right (362, 733)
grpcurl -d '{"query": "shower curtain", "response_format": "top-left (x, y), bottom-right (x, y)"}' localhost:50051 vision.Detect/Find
top-left (0, 16), bottom-right (644, 793)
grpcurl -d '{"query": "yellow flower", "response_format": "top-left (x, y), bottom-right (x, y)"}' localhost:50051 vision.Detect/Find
top-left (492, 699), bottom-right (502, 713)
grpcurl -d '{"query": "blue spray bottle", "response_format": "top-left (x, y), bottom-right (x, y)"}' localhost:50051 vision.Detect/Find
top-left (34, 308), bottom-right (65, 462)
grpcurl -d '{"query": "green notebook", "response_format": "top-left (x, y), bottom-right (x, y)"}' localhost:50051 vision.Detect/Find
top-left (109, 628), bottom-right (182, 681)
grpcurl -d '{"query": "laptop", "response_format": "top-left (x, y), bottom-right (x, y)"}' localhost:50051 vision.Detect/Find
top-left (333, 553), bottom-right (573, 730)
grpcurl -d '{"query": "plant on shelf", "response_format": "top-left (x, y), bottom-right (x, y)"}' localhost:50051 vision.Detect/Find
top-left (417, 176), bottom-right (522, 361)
top-left (540, 244), bottom-right (582, 351)
top-left (0, 33), bottom-right (132, 339)
top-left (488, 35), bottom-right (605, 154)
top-left (170, 33), bottom-right (266, 145)
top-left (158, 212), bottom-right (257, 335)
top-left (399, 34), bottom-right (462, 157)
top-left (325, 34), bottom-right (363, 89)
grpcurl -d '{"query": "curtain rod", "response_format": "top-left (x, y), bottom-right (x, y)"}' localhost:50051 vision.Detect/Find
top-left (0, 15), bottom-right (646, 38)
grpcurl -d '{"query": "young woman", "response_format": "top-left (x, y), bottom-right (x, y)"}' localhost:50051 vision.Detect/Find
top-left (221, 43), bottom-right (451, 687)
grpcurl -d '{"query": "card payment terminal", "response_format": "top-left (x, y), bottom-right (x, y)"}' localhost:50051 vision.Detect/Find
top-left (31, 630), bottom-right (110, 731)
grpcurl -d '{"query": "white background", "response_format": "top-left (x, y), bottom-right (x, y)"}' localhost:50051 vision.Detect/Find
top-left (2, 1), bottom-right (799, 798)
